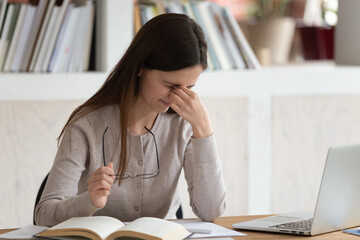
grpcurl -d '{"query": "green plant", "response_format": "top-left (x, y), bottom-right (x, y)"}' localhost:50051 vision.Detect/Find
top-left (248, 0), bottom-right (292, 20)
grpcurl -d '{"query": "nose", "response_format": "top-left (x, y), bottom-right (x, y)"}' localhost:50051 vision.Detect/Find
top-left (167, 87), bottom-right (175, 96)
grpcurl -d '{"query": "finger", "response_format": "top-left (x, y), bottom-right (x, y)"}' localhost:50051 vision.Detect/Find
top-left (88, 173), bottom-right (115, 186)
top-left (92, 166), bottom-right (115, 176)
top-left (89, 173), bottom-right (115, 186)
top-left (87, 176), bottom-right (115, 186)
top-left (177, 86), bottom-right (195, 96)
top-left (107, 162), bottom-right (113, 170)
top-left (170, 91), bottom-right (185, 106)
top-left (170, 103), bottom-right (181, 114)
top-left (99, 189), bottom-right (110, 196)
top-left (106, 162), bottom-right (116, 179)
top-left (172, 88), bottom-right (189, 101)
top-left (90, 179), bottom-right (112, 192)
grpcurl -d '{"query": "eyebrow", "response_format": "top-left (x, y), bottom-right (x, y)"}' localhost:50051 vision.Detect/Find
top-left (163, 80), bottom-right (195, 88)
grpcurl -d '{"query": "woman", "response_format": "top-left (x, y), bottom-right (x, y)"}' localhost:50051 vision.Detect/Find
top-left (35, 13), bottom-right (226, 226)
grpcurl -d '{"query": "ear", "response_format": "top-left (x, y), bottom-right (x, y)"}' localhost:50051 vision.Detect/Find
top-left (137, 68), bottom-right (143, 77)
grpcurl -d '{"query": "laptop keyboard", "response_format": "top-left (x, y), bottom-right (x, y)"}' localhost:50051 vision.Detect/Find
top-left (271, 218), bottom-right (313, 231)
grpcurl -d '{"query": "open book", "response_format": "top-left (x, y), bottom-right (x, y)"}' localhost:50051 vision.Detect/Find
top-left (36, 216), bottom-right (191, 240)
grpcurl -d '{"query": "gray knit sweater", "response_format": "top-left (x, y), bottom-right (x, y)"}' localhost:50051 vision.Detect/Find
top-left (35, 105), bottom-right (226, 226)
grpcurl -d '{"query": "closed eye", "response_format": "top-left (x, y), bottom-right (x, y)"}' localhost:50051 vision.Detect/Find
top-left (164, 83), bottom-right (179, 89)
top-left (163, 81), bottom-right (195, 89)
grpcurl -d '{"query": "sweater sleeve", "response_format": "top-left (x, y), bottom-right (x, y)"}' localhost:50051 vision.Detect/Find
top-left (183, 133), bottom-right (226, 221)
top-left (34, 119), bottom-right (100, 226)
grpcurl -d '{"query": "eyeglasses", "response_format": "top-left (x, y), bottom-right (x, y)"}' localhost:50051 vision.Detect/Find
top-left (102, 126), bottom-right (160, 179)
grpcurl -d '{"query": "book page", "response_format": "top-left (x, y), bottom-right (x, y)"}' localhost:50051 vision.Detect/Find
top-left (0, 224), bottom-right (48, 239)
top-left (108, 217), bottom-right (190, 240)
top-left (173, 219), bottom-right (245, 238)
top-left (42, 216), bottom-right (124, 240)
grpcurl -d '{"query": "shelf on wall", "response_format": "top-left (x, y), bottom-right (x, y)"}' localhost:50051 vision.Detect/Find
top-left (1, 63), bottom-right (360, 101)
top-left (0, 72), bottom-right (107, 101)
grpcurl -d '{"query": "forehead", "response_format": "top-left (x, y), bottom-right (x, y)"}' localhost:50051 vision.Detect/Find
top-left (153, 65), bottom-right (203, 86)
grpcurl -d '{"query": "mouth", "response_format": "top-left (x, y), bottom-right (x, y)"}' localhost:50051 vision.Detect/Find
top-left (160, 100), bottom-right (170, 107)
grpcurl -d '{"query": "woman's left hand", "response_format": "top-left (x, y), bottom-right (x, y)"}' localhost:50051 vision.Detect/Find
top-left (169, 86), bottom-right (213, 138)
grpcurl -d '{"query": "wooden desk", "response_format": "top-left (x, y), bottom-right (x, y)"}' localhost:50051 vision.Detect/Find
top-left (0, 215), bottom-right (358, 239)
top-left (213, 215), bottom-right (359, 239)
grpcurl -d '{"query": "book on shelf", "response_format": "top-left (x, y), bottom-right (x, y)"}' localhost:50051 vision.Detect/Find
top-left (10, 0), bottom-right (37, 71)
top-left (136, 0), bottom-right (259, 71)
top-left (197, 1), bottom-right (235, 70)
top-left (47, 0), bottom-right (73, 72)
top-left (32, 0), bottom-right (60, 72)
top-left (0, 0), bottom-right (95, 72)
top-left (133, 3), bottom-right (142, 33)
top-left (40, 0), bottom-right (70, 72)
top-left (59, 0), bottom-right (94, 72)
top-left (0, 3), bottom-right (15, 69)
top-left (164, 1), bottom-right (184, 14)
top-left (20, 0), bottom-right (49, 71)
top-left (221, 7), bottom-right (261, 69)
top-left (36, 216), bottom-right (192, 240)
top-left (208, 2), bottom-right (247, 69)
top-left (78, 0), bottom-right (95, 71)
top-left (139, 2), bottom-right (157, 25)
top-left (28, 0), bottom-right (55, 71)
top-left (1, 3), bottom-right (21, 71)
top-left (0, 0), bottom-right (7, 34)
top-left (2, 1), bottom-right (27, 72)
top-left (188, 0), bottom-right (219, 70)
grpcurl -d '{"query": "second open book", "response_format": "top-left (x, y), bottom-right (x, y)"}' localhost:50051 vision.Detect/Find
top-left (36, 216), bottom-right (191, 240)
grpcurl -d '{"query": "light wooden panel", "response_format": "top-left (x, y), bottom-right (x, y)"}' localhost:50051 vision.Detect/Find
top-left (179, 97), bottom-right (249, 218)
top-left (1, 98), bottom-right (248, 226)
top-left (0, 101), bottom-right (82, 228)
top-left (271, 95), bottom-right (360, 214)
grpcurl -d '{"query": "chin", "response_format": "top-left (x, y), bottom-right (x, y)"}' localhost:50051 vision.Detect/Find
top-left (159, 107), bottom-right (169, 113)
top-left (150, 105), bottom-right (168, 114)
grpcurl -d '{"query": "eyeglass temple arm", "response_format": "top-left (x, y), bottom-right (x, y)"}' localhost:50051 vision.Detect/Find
top-left (144, 126), bottom-right (160, 170)
top-left (102, 127), bottom-right (109, 166)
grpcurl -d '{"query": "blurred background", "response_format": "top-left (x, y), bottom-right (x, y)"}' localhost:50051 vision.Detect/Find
top-left (210, 0), bottom-right (337, 66)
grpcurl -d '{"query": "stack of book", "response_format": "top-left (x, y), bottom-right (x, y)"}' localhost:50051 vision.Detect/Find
top-left (0, 0), bottom-right (94, 73)
top-left (135, 0), bottom-right (261, 70)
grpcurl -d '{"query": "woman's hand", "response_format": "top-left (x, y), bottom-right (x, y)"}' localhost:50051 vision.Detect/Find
top-left (169, 86), bottom-right (213, 138)
top-left (87, 162), bottom-right (115, 208)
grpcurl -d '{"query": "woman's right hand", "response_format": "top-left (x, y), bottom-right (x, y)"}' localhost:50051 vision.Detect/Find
top-left (87, 162), bottom-right (115, 208)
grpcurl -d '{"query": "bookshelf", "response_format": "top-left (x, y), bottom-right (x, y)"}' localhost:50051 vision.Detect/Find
top-left (94, 0), bottom-right (133, 71)
top-left (2, 62), bottom-right (360, 100)
top-left (0, 0), bottom-right (133, 73)
top-left (2, 0), bottom-right (360, 228)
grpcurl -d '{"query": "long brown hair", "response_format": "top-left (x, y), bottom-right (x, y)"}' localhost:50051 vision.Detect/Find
top-left (58, 13), bottom-right (207, 185)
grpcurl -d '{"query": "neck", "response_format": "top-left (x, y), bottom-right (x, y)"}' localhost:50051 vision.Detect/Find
top-left (128, 100), bottom-right (158, 135)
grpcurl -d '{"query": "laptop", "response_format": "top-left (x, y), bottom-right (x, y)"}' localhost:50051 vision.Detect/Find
top-left (233, 143), bottom-right (360, 236)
